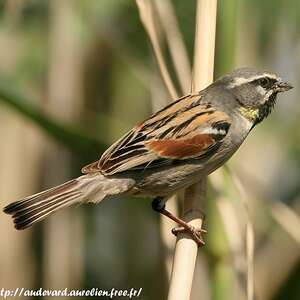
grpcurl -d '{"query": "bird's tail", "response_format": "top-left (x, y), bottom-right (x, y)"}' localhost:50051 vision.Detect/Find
top-left (3, 174), bottom-right (110, 230)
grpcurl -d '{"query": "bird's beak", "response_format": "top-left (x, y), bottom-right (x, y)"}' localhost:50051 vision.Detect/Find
top-left (275, 81), bottom-right (293, 92)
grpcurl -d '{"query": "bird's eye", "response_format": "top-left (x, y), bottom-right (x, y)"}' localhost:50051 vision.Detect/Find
top-left (258, 78), bottom-right (271, 88)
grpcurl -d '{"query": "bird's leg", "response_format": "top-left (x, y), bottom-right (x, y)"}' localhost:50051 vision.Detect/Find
top-left (151, 197), bottom-right (206, 246)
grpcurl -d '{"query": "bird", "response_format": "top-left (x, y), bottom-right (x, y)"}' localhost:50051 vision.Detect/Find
top-left (3, 67), bottom-right (293, 246)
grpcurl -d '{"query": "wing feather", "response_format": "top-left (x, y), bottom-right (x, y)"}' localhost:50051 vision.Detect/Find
top-left (82, 93), bottom-right (231, 175)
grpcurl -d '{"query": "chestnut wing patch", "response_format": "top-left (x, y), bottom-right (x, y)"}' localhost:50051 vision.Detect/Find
top-left (145, 134), bottom-right (214, 158)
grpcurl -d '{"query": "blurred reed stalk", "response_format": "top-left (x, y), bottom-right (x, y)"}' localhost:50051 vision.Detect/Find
top-left (44, 0), bottom-right (84, 295)
top-left (168, 1), bottom-right (217, 299)
top-left (137, 0), bottom-right (217, 298)
top-left (238, 170), bottom-right (300, 300)
top-left (255, 198), bottom-right (300, 300)
top-left (136, 0), bottom-right (178, 100)
top-left (230, 170), bottom-right (254, 300)
top-left (154, 0), bottom-right (191, 93)
top-left (154, 0), bottom-right (192, 278)
top-left (136, 0), bottom-right (191, 281)
top-left (0, 1), bottom-right (39, 289)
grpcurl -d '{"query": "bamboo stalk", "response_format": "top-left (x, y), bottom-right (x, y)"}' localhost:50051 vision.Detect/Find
top-left (168, 1), bottom-right (217, 299)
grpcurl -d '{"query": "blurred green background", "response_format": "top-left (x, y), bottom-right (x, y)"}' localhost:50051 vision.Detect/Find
top-left (0, 0), bottom-right (299, 300)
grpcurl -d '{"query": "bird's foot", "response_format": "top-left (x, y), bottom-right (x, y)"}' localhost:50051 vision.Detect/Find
top-left (151, 197), bottom-right (207, 247)
top-left (172, 225), bottom-right (207, 247)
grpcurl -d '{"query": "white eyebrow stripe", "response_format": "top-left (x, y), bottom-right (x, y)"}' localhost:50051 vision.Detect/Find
top-left (228, 73), bottom-right (278, 88)
top-left (262, 73), bottom-right (278, 79)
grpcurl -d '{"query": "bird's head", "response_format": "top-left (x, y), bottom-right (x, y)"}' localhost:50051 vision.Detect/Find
top-left (218, 67), bottom-right (293, 125)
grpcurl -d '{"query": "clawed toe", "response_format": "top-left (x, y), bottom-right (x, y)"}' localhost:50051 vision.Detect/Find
top-left (172, 225), bottom-right (207, 246)
top-left (172, 226), bottom-right (207, 235)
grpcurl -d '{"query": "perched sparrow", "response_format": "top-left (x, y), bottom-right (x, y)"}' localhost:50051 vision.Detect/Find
top-left (3, 68), bottom-right (292, 245)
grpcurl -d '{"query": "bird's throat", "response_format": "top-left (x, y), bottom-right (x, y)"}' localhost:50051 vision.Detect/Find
top-left (238, 107), bottom-right (259, 122)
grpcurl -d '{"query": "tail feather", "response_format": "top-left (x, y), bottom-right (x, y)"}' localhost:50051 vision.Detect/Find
top-left (3, 173), bottom-right (135, 230)
top-left (13, 192), bottom-right (81, 230)
top-left (3, 175), bottom-right (101, 230)
top-left (4, 179), bottom-right (78, 215)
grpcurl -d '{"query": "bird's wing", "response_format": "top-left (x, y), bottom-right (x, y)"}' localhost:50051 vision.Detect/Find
top-left (82, 93), bottom-right (231, 176)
